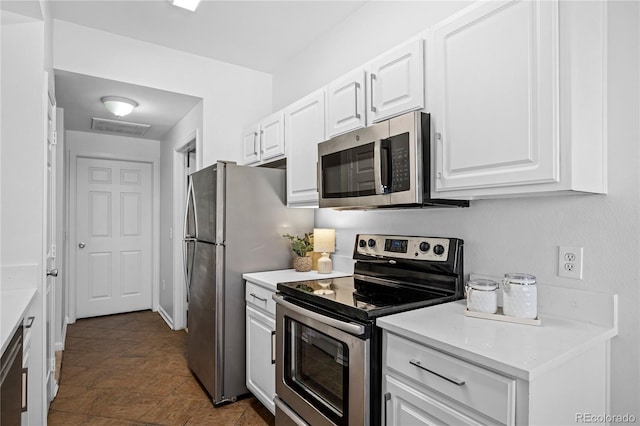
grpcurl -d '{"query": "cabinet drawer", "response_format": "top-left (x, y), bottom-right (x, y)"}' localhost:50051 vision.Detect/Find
top-left (385, 333), bottom-right (516, 425)
top-left (245, 281), bottom-right (275, 315)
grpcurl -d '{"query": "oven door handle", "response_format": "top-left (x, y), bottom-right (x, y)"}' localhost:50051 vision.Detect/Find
top-left (273, 294), bottom-right (366, 336)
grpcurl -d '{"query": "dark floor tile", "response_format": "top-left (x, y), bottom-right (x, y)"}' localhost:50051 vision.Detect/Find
top-left (49, 310), bottom-right (273, 425)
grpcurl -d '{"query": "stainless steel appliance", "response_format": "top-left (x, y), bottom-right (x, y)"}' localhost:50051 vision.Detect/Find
top-left (183, 161), bottom-right (313, 405)
top-left (318, 111), bottom-right (469, 209)
top-left (273, 234), bottom-right (464, 425)
top-left (1, 325), bottom-right (23, 426)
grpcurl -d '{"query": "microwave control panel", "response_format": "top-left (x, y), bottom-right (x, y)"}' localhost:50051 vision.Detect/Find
top-left (383, 133), bottom-right (411, 193)
top-left (356, 234), bottom-right (450, 262)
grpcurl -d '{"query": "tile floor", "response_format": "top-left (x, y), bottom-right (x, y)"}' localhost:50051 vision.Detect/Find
top-left (48, 310), bottom-right (274, 426)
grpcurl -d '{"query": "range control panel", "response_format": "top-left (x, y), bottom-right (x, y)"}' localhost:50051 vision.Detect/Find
top-left (355, 234), bottom-right (450, 262)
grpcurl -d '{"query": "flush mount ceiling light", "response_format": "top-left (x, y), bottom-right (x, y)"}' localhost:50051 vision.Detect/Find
top-left (101, 96), bottom-right (138, 118)
top-left (172, 0), bottom-right (201, 12)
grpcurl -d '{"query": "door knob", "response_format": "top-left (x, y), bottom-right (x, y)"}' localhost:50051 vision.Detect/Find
top-left (78, 242), bottom-right (86, 248)
top-left (47, 269), bottom-right (58, 277)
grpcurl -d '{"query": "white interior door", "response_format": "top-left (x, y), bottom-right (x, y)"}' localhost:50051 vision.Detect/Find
top-left (45, 72), bottom-right (58, 402)
top-left (75, 157), bottom-right (153, 318)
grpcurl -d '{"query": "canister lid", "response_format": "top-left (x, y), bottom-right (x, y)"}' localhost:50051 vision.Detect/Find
top-left (467, 279), bottom-right (498, 290)
top-left (504, 273), bottom-right (536, 285)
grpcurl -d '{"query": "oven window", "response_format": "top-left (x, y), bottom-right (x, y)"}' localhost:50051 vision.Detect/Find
top-left (321, 142), bottom-right (376, 198)
top-left (285, 319), bottom-right (349, 425)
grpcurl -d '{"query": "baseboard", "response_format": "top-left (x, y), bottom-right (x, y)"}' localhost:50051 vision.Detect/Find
top-left (54, 317), bottom-right (69, 351)
top-left (157, 305), bottom-right (175, 330)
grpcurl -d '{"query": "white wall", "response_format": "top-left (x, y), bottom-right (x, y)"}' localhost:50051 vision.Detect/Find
top-left (0, 12), bottom-right (49, 425)
top-left (273, 0), bottom-right (640, 418)
top-left (1, 17), bottom-right (46, 267)
top-left (272, 1), bottom-right (471, 109)
top-left (158, 102), bottom-right (203, 327)
top-left (66, 130), bottom-right (161, 160)
top-left (53, 20), bottom-right (272, 167)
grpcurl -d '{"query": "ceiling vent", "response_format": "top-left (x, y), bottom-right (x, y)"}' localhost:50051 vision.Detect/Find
top-left (91, 117), bottom-right (151, 137)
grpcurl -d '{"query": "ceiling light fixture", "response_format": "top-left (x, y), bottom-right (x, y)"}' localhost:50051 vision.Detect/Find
top-left (101, 96), bottom-right (138, 118)
top-left (172, 0), bottom-right (201, 12)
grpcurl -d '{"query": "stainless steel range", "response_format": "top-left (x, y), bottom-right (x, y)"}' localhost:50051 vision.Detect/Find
top-left (273, 234), bottom-right (464, 426)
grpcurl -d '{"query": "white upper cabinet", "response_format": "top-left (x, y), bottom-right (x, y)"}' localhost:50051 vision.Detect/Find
top-left (368, 38), bottom-right (425, 125)
top-left (241, 122), bottom-right (261, 165)
top-left (241, 112), bottom-right (285, 166)
top-left (285, 89), bottom-right (326, 207)
top-left (326, 69), bottom-right (367, 138)
top-left (431, 0), bottom-right (606, 198)
top-left (261, 112), bottom-right (286, 161)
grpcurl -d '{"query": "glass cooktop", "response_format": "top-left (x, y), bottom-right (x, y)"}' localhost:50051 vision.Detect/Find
top-left (277, 276), bottom-right (454, 321)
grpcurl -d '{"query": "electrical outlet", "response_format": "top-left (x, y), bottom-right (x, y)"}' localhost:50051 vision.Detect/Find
top-left (558, 246), bottom-right (583, 279)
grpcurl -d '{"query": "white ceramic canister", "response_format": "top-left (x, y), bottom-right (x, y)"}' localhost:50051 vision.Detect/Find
top-left (465, 279), bottom-right (498, 314)
top-left (502, 273), bottom-right (537, 319)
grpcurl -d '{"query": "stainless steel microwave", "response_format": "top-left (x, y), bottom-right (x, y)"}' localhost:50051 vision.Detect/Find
top-left (318, 111), bottom-right (469, 209)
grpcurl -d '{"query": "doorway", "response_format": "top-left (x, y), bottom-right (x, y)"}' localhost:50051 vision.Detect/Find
top-left (172, 130), bottom-right (200, 330)
top-left (67, 150), bottom-right (159, 323)
top-left (74, 157), bottom-right (153, 318)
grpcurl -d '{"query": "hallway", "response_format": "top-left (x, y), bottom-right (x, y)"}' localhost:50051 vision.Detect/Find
top-left (48, 310), bottom-right (274, 425)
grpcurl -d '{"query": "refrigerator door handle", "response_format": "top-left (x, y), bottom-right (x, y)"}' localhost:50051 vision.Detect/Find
top-left (184, 179), bottom-right (198, 239)
top-left (182, 239), bottom-right (195, 302)
top-left (183, 179), bottom-right (197, 302)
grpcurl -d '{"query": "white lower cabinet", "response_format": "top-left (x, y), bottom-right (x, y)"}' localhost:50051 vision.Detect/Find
top-left (383, 332), bottom-right (515, 426)
top-left (21, 309), bottom-right (36, 425)
top-left (383, 328), bottom-right (611, 426)
top-left (245, 281), bottom-right (276, 414)
top-left (384, 375), bottom-right (487, 426)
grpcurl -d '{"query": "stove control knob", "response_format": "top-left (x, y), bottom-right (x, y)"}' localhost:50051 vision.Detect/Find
top-left (419, 242), bottom-right (430, 252)
top-left (359, 239), bottom-right (367, 248)
top-left (433, 244), bottom-right (446, 256)
top-left (368, 239), bottom-right (376, 248)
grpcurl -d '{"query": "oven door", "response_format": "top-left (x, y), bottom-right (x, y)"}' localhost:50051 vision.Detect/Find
top-left (274, 295), bottom-right (369, 426)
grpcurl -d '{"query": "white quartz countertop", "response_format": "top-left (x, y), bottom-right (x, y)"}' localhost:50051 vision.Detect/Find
top-left (1, 288), bottom-right (36, 354)
top-left (243, 269), bottom-right (352, 292)
top-left (377, 300), bottom-right (618, 381)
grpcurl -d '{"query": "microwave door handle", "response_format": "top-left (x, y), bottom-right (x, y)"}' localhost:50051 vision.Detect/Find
top-left (373, 139), bottom-right (384, 195)
top-left (380, 138), bottom-right (391, 193)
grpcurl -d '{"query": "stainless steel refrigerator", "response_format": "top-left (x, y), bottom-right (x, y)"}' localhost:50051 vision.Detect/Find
top-left (183, 161), bottom-right (313, 405)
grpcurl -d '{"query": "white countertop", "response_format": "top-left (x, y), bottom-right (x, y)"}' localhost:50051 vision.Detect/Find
top-left (1, 288), bottom-right (36, 354)
top-left (377, 299), bottom-right (618, 381)
top-left (243, 269), bottom-right (352, 292)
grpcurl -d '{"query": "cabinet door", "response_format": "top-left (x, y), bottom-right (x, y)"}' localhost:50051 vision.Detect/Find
top-left (285, 89), bottom-right (326, 207)
top-left (246, 306), bottom-right (276, 414)
top-left (261, 112), bottom-right (286, 162)
top-left (242, 123), bottom-right (261, 165)
top-left (326, 69), bottom-right (367, 137)
top-left (384, 375), bottom-right (485, 426)
top-left (432, 0), bottom-right (559, 193)
top-left (368, 39), bottom-right (424, 124)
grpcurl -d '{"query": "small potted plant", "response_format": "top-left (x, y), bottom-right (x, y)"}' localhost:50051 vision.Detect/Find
top-left (283, 232), bottom-right (314, 272)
